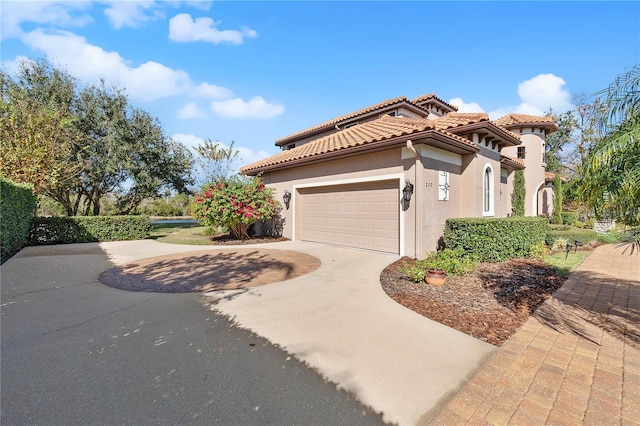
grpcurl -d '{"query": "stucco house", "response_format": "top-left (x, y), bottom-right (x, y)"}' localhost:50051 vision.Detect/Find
top-left (241, 94), bottom-right (559, 258)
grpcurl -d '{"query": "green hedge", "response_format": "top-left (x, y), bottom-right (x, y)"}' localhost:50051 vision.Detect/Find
top-left (545, 227), bottom-right (599, 246)
top-left (29, 216), bottom-right (152, 245)
top-left (443, 217), bottom-right (548, 262)
top-left (561, 211), bottom-right (579, 225)
top-left (1, 178), bottom-right (37, 262)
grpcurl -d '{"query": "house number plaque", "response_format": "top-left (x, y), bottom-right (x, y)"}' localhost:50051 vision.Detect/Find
top-left (425, 182), bottom-right (433, 188)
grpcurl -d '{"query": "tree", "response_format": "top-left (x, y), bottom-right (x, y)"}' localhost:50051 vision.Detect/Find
top-left (191, 176), bottom-right (279, 240)
top-left (511, 170), bottom-right (525, 216)
top-left (2, 57), bottom-right (194, 216)
top-left (580, 65), bottom-right (640, 225)
top-left (544, 109), bottom-right (577, 174)
top-left (552, 175), bottom-right (563, 224)
top-left (195, 139), bottom-right (241, 186)
top-left (0, 59), bottom-right (83, 195)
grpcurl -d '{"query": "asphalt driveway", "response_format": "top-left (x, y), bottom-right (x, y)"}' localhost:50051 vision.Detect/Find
top-left (2, 240), bottom-right (496, 425)
top-left (0, 243), bottom-right (384, 425)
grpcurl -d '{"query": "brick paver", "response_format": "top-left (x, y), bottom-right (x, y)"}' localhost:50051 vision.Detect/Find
top-left (431, 244), bottom-right (640, 425)
top-left (99, 249), bottom-right (320, 292)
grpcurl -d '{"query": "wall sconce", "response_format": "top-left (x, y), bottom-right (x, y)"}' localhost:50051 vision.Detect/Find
top-left (402, 180), bottom-right (414, 202)
top-left (282, 190), bottom-right (291, 209)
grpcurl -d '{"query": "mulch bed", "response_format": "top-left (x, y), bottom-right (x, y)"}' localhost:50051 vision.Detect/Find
top-left (209, 235), bottom-right (289, 245)
top-left (380, 257), bottom-right (568, 346)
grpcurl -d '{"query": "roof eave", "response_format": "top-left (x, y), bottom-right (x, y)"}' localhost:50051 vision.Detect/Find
top-left (446, 122), bottom-right (522, 147)
top-left (243, 130), bottom-right (479, 175)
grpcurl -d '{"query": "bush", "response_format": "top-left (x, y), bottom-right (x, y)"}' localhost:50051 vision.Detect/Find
top-left (29, 216), bottom-right (151, 245)
top-left (551, 237), bottom-right (569, 252)
top-left (561, 211), bottom-right (578, 225)
top-left (400, 259), bottom-right (429, 282)
top-left (444, 217), bottom-right (548, 262)
top-left (530, 241), bottom-right (549, 259)
top-left (191, 176), bottom-right (279, 240)
top-left (1, 178), bottom-right (37, 262)
top-left (425, 248), bottom-right (479, 276)
top-left (545, 227), bottom-right (598, 246)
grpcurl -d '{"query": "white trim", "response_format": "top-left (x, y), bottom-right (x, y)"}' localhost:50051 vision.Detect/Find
top-left (482, 163), bottom-right (495, 217)
top-left (292, 173), bottom-right (405, 256)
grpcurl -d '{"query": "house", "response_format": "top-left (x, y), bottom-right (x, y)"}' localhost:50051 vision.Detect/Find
top-left (240, 94), bottom-right (559, 258)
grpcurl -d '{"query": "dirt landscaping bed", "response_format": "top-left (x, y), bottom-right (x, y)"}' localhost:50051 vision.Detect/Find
top-left (380, 257), bottom-right (569, 346)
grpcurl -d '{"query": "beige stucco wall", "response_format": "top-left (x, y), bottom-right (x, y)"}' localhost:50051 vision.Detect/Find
top-left (259, 148), bottom-right (418, 257)
top-left (501, 129), bottom-right (548, 216)
top-left (258, 135), bottom-right (515, 258)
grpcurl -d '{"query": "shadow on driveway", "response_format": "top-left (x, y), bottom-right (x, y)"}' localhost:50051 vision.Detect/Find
top-left (99, 249), bottom-right (320, 292)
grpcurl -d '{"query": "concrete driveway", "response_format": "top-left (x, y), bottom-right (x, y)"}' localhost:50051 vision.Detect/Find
top-left (191, 240), bottom-right (496, 426)
top-left (3, 240), bottom-right (495, 425)
top-left (0, 242), bottom-right (385, 425)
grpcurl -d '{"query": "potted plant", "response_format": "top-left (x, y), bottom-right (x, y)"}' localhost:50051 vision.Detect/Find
top-left (425, 268), bottom-right (446, 286)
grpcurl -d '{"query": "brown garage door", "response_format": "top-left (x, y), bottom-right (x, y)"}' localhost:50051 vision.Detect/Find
top-left (298, 180), bottom-right (399, 254)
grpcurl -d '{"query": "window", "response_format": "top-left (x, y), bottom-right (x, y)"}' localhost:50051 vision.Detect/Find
top-left (438, 171), bottom-right (449, 201)
top-left (517, 146), bottom-right (526, 159)
top-left (287, 143), bottom-right (296, 150)
top-left (541, 142), bottom-right (546, 164)
top-left (483, 164), bottom-right (494, 216)
top-left (387, 111), bottom-right (397, 117)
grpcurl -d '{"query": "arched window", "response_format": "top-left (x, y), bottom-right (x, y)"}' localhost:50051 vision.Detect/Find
top-left (483, 164), bottom-right (494, 216)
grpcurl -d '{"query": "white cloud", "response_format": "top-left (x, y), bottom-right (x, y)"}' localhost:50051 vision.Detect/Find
top-left (1, 1), bottom-right (93, 39)
top-left (517, 73), bottom-right (572, 114)
top-left (448, 97), bottom-right (485, 113)
top-left (194, 82), bottom-right (233, 99)
top-left (20, 28), bottom-right (190, 101)
top-left (211, 97), bottom-right (284, 119)
top-left (449, 73), bottom-right (573, 120)
top-left (236, 146), bottom-right (271, 166)
top-left (169, 13), bottom-right (257, 45)
top-left (177, 102), bottom-right (207, 119)
top-left (172, 133), bottom-right (205, 150)
top-left (103, 1), bottom-right (164, 29)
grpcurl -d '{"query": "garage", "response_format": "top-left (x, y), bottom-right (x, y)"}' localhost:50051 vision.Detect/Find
top-left (297, 180), bottom-right (400, 254)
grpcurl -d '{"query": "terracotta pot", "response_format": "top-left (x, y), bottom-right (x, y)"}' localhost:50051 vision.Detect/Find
top-left (425, 269), bottom-right (446, 286)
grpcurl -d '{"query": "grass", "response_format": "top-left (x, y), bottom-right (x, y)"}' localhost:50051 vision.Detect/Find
top-left (150, 222), bottom-right (213, 245)
top-left (543, 250), bottom-right (590, 277)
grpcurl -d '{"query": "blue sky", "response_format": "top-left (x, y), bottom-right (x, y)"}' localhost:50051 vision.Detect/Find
top-left (2, 1), bottom-right (639, 169)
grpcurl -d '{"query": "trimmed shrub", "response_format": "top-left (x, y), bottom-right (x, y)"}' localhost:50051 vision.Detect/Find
top-left (29, 216), bottom-right (151, 245)
top-left (561, 211), bottom-right (578, 225)
top-left (544, 227), bottom-right (598, 246)
top-left (425, 248), bottom-right (479, 276)
top-left (1, 178), bottom-right (37, 262)
top-left (444, 217), bottom-right (548, 262)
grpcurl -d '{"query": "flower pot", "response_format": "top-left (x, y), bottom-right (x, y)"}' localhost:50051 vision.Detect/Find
top-left (425, 269), bottom-right (446, 286)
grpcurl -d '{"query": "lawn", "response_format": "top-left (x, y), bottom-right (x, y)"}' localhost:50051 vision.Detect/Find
top-left (544, 249), bottom-right (591, 277)
top-left (150, 222), bottom-right (213, 245)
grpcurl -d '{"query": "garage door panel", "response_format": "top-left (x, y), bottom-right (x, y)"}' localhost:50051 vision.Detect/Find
top-left (298, 181), bottom-right (399, 254)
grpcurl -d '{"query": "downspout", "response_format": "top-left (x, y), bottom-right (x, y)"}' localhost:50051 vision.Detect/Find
top-left (406, 140), bottom-right (421, 258)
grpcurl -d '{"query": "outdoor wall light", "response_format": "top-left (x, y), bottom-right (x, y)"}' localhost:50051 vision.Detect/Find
top-left (402, 180), bottom-right (414, 202)
top-left (282, 190), bottom-right (292, 209)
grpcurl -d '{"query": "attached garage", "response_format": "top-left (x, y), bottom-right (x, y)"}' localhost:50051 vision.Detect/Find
top-left (296, 180), bottom-right (400, 254)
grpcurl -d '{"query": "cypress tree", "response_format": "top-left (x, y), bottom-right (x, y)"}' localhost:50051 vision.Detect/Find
top-left (511, 170), bottom-right (525, 216)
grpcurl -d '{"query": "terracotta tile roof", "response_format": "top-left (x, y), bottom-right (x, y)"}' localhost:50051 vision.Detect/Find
top-left (494, 114), bottom-right (560, 132)
top-left (275, 96), bottom-right (414, 146)
top-left (432, 112), bottom-right (490, 131)
top-left (411, 93), bottom-right (459, 112)
top-left (501, 155), bottom-right (525, 170)
top-left (545, 171), bottom-right (567, 182)
top-left (241, 116), bottom-right (477, 174)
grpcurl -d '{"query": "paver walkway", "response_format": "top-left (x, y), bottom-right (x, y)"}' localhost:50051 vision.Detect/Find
top-left (431, 243), bottom-right (640, 425)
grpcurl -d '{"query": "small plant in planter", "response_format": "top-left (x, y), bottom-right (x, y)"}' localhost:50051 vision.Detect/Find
top-left (424, 248), bottom-right (479, 286)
